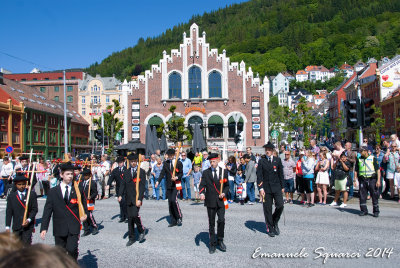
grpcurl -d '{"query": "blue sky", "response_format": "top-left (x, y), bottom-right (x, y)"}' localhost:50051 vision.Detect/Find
top-left (1, 0), bottom-right (247, 73)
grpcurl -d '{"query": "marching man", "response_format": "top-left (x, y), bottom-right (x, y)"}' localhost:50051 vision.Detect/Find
top-left (5, 175), bottom-right (38, 244)
top-left (40, 162), bottom-right (87, 260)
top-left (199, 153), bottom-right (229, 254)
top-left (256, 142), bottom-right (285, 237)
top-left (155, 148), bottom-right (183, 227)
top-left (118, 153), bottom-right (146, 246)
top-left (79, 168), bottom-right (99, 236)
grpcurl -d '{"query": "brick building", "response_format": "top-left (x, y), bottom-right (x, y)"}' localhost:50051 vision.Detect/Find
top-left (4, 70), bottom-right (84, 104)
top-left (121, 24), bottom-right (269, 151)
top-left (380, 89), bottom-right (400, 136)
top-left (0, 86), bottom-right (24, 157)
top-left (0, 75), bottom-right (90, 159)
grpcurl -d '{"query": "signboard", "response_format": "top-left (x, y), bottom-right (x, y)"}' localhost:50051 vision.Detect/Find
top-left (131, 99), bottom-right (140, 141)
top-left (251, 96), bottom-right (261, 139)
top-left (5, 146), bottom-right (13, 153)
top-left (271, 130), bottom-right (279, 139)
top-left (379, 55), bottom-right (400, 101)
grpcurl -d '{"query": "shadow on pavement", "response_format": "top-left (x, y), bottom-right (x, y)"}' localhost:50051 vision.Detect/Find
top-left (97, 221), bottom-right (104, 231)
top-left (79, 249), bottom-right (99, 268)
top-left (111, 214), bottom-right (120, 220)
top-left (156, 215), bottom-right (169, 223)
top-left (335, 207), bottom-right (361, 215)
top-left (194, 232), bottom-right (209, 249)
top-left (245, 220), bottom-right (266, 234)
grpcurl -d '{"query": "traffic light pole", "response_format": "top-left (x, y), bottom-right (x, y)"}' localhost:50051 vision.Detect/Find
top-left (358, 79), bottom-right (363, 148)
top-left (101, 112), bottom-right (105, 155)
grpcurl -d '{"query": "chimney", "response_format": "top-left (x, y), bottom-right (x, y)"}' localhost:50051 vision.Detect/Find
top-left (0, 72), bottom-right (4, 85)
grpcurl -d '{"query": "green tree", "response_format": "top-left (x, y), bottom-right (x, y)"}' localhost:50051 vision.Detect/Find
top-left (159, 105), bottom-right (192, 145)
top-left (295, 97), bottom-right (316, 148)
top-left (335, 111), bottom-right (346, 139)
top-left (370, 105), bottom-right (385, 144)
top-left (92, 99), bottom-right (124, 154)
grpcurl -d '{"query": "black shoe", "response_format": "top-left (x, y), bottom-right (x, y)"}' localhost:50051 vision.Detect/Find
top-left (209, 245), bottom-right (216, 254)
top-left (126, 240), bottom-right (135, 247)
top-left (177, 219), bottom-right (182, 226)
top-left (82, 230), bottom-right (91, 237)
top-left (308, 203), bottom-right (315, 207)
top-left (118, 218), bottom-right (125, 223)
top-left (266, 227), bottom-right (275, 237)
top-left (359, 211), bottom-right (368, 216)
top-left (138, 232), bottom-right (146, 242)
top-left (373, 212), bottom-right (379, 218)
top-left (217, 241), bottom-right (226, 252)
top-left (274, 223), bottom-right (280, 236)
top-left (168, 223), bottom-right (177, 227)
top-left (124, 219), bottom-right (128, 223)
top-left (92, 228), bottom-right (99, 235)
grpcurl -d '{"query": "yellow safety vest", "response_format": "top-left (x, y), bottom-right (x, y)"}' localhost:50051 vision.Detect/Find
top-left (358, 155), bottom-right (375, 178)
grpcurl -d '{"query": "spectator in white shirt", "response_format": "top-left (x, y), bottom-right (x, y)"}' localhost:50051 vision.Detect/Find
top-left (100, 155), bottom-right (111, 199)
top-left (1, 157), bottom-right (14, 198)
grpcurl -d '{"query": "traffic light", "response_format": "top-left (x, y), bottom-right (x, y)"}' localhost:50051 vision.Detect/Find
top-left (94, 129), bottom-right (103, 143)
top-left (344, 99), bottom-right (361, 129)
top-left (361, 98), bottom-right (375, 127)
top-left (234, 133), bottom-right (241, 144)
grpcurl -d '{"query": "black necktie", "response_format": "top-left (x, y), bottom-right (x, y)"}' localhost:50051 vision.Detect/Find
top-left (213, 170), bottom-right (217, 180)
top-left (21, 193), bottom-right (26, 203)
top-left (64, 186), bottom-right (69, 204)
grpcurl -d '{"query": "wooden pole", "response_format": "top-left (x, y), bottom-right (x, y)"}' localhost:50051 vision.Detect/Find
top-left (74, 179), bottom-right (86, 220)
top-left (135, 154), bottom-right (142, 203)
top-left (23, 163), bottom-right (36, 223)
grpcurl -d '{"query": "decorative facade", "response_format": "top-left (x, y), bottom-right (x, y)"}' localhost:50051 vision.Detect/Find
top-left (122, 24), bottom-right (269, 151)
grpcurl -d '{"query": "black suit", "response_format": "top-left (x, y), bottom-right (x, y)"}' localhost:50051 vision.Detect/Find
top-left (6, 190), bottom-right (38, 244)
top-left (119, 167), bottom-right (146, 240)
top-left (79, 179), bottom-right (98, 231)
top-left (41, 183), bottom-right (87, 260)
top-left (109, 166), bottom-right (128, 220)
top-left (256, 156), bottom-right (285, 233)
top-left (199, 167), bottom-right (229, 246)
top-left (158, 159), bottom-right (183, 224)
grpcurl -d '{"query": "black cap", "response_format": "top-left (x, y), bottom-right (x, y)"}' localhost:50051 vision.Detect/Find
top-left (166, 148), bottom-right (176, 155)
top-left (74, 165), bottom-right (82, 170)
top-left (13, 175), bottom-right (28, 183)
top-left (208, 153), bottom-right (219, 160)
top-left (82, 168), bottom-right (91, 176)
top-left (19, 155), bottom-right (29, 161)
top-left (127, 153), bottom-right (138, 161)
top-left (263, 142), bottom-right (275, 150)
top-left (116, 156), bottom-right (125, 163)
top-left (60, 162), bottom-right (75, 172)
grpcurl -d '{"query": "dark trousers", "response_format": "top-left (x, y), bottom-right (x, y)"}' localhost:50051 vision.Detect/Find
top-left (83, 211), bottom-right (97, 231)
top-left (42, 180), bottom-right (50, 195)
top-left (207, 206), bottom-right (225, 246)
top-left (263, 191), bottom-right (284, 232)
top-left (14, 228), bottom-right (33, 245)
top-left (120, 195), bottom-right (127, 220)
top-left (167, 188), bottom-right (182, 224)
top-left (359, 177), bottom-right (379, 214)
top-left (55, 234), bottom-right (80, 260)
top-left (127, 205), bottom-right (144, 240)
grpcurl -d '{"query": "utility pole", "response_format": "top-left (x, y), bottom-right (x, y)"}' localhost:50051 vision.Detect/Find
top-left (357, 75), bottom-right (363, 148)
top-left (63, 70), bottom-right (68, 157)
top-left (101, 112), bottom-right (105, 155)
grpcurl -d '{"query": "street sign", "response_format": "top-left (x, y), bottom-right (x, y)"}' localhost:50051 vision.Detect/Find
top-left (271, 130), bottom-right (279, 139)
top-left (381, 135), bottom-right (385, 139)
top-left (5, 146), bottom-right (13, 153)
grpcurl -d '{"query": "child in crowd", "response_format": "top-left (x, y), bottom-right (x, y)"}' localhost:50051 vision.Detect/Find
top-left (192, 165), bottom-right (201, 202)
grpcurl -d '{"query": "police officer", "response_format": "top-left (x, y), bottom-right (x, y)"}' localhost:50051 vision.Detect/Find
top-left (256, 142), bottom-right (285, 237)
top-left (199, 153), bottom-right (229, 254)
top-left (354, 146), bottom-right (380, 217)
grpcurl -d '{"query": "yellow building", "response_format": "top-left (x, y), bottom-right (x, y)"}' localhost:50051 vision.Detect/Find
top-left (78, 74), bottom-right (124, 143)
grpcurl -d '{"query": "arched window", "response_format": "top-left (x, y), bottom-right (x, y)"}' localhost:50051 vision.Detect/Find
top-left (208, 115), bottom-right (223, 138)
top-left (208, 71), bottom-right (222, 98)
top-left (189, 66), bottom-right (201, 98)
top-left (188, 116), bottom-right (204, 137)
top-left (169, 72), bottom-right (181, 99)
top-left (148, 116), bottom-right (163, 138)
top-left (228, 116), bottom-right (244, 138)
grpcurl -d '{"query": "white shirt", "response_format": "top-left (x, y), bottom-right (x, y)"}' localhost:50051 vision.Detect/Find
top-left (1, 163), bottom-right (13, 177)
top-left (60, 181), bottom-right (72, 199)
top-left (100, 161), bottom-right (110, 175)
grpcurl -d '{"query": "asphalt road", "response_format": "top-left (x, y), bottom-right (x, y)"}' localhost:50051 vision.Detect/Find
top-left (1, 194), bottom-right (399, 268)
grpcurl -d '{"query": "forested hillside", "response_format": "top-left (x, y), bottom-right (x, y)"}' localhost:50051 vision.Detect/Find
top-left (86, 0), bottom-right (400, 81)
